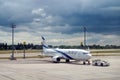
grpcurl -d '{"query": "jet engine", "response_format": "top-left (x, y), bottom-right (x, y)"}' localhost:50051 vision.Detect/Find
top-left (52, 56), bottom-right (61, 63)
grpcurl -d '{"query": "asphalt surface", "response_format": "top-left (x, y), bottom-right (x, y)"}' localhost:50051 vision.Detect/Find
top-left (0, 53), bottom-right (41, 58)
top-left (0, 56), bottom-right (120, 80)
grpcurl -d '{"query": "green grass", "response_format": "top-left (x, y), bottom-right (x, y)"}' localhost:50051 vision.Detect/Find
top-left (91, 53), bottom-right (120, 56)
top-left (91, 49), bottom-right (120, 53)
top-left (0, 49), bottom-right (120, 56)
top-left (90, 49), bottom-right (120, 56)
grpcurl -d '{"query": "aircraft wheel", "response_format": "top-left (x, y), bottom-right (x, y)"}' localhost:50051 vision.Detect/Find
top-left (57, 58), bottom-right (60, 63)
top-left (66, 59), bottom-right (70, 63)
top-left (88, 61), bottom-right (91, 65)
top-left (83, 61), bottom-right (86, 65)
top-left (101, 63), bottom-right (103, 66)
top-left (95, 63), bottom-right (98, 66)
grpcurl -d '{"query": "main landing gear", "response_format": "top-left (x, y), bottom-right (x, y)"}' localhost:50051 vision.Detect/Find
top-left (66, 59), bottom-right (70, 63)
top-left (83, 60), bottom-right (91, 65)
top-left (53, 58), bottom-right (70, 63)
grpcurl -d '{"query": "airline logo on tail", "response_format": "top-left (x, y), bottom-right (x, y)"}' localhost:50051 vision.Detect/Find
top-left (42, 36), bottom-right (45, 40)
top-left (41, 36), bottom-right (49, 48)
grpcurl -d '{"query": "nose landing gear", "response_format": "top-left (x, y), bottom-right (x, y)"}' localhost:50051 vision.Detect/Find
top-left (83, 60), bottom-right (91, 65)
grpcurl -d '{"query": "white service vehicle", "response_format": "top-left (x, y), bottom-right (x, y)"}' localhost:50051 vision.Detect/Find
top-left (92, 59), bottom-right (110, 66)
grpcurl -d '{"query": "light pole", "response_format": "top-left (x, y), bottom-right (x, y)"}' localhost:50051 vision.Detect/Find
top-left (83, 27), bottom-right (86, 47)
top-left (10, 23), bottom-right (16, 60)
top-left (23, 41), bottom-right (26, 59)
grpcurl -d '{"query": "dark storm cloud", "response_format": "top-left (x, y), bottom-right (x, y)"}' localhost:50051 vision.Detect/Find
top-left (44, 0), bottom-right (120, 35)
top-left (0, 0), bottom-right (35, 26)
top-left (0, 0), bottom-right (120, 35)
top-left (60, 13), bottom-right (120, 35)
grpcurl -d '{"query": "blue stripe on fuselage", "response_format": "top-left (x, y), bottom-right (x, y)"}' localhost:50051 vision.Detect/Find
top-left (43, 44), bottom-right (73, 59)
top-left (55, 50), bottom-right (73, 59)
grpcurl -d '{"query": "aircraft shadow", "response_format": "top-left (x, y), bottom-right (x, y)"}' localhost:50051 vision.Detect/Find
top-left (31, 59), bottom-right (91, 65)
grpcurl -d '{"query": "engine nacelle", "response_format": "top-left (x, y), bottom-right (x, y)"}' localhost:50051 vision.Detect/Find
top-left (52, 56), bottom-right (61, 63)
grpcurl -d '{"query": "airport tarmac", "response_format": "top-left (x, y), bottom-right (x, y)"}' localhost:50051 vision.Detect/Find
top-left (0, 52), bottom-right (41, 58)
top-left (0, 56), bottom-right (120, 80)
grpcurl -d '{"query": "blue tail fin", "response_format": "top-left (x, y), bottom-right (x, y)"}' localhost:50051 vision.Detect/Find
top-left (41, 36), bottom-right (49, 49)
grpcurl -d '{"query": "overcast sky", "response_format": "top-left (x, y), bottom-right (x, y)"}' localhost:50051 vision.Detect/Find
top-left (0, 0), bottom-right (120, 46)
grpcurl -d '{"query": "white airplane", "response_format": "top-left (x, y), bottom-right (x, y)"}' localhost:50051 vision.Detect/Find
top-left (41, 36), bottom-right (92, 64)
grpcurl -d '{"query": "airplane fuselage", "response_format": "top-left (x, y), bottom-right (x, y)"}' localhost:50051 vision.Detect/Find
top-left (44, 48), bottom-right (92, 61)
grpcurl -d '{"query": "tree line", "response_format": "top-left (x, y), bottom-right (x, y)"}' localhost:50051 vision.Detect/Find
top-left (0, 43), bottom-right (42, 50)
top-left (0, 43), bottom-right (120, 50)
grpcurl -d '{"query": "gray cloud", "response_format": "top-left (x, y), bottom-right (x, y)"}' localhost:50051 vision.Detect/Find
top-left (0, 0), bottom-right (120, 45)
top-left (0, 0), bottom-right (120, 34)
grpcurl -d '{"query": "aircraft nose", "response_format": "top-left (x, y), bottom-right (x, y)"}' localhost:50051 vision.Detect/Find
top-left (87, 53), bottom-right (92, 59)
